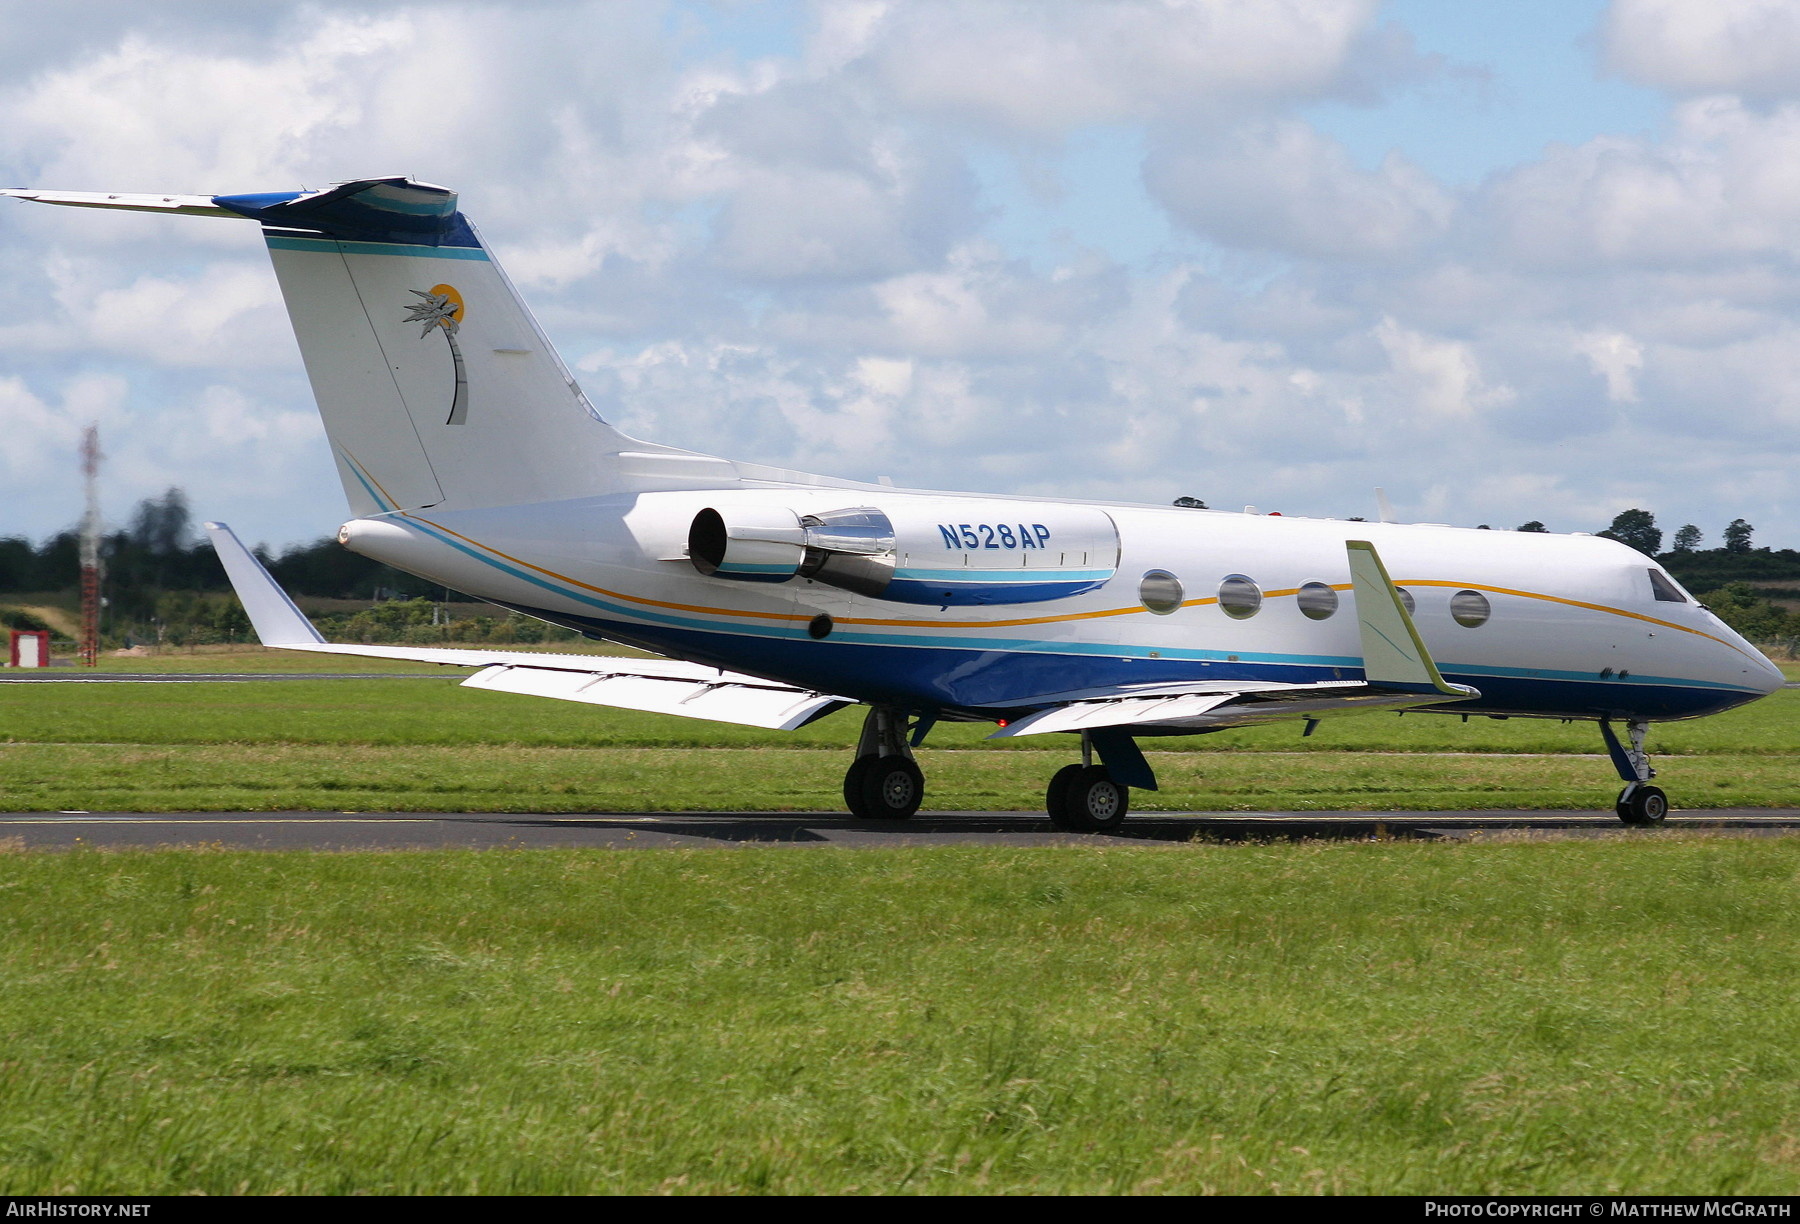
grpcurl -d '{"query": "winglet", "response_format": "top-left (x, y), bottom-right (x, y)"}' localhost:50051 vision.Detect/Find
top-left (1345, 540), bottom-right (1464, 697)
top-left (203, 522), bottom-right (325, 646)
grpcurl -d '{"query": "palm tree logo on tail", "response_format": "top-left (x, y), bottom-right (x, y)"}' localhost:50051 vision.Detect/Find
top-left (404, 285), bottom-right (469, 425)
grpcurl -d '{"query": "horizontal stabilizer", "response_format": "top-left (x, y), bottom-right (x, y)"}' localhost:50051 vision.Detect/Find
top-left (1, 189), bottom-right (243, 218)
top-left (204, 519), bottom-right (849, 730)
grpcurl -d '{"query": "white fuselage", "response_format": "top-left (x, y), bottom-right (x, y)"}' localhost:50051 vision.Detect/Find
top-left (338, 486), bottom-right (1783, 723)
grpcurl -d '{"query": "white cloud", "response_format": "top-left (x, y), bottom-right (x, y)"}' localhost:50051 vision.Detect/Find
top-left (46, 258), bottom-right (290, 367)
top-left (1604, 0), bottom-right (1800, 97)
top-left (1373, 317), bottom-right (1512, 419)
top-left (1577, 332), bottom-right (1643, 403)
top-left (858, 0), bottom-right (1390, 134)
top-left (1481, 98), bottom-right (1800, 268)
top-left (1145, 118), bottom-right (1454, 259)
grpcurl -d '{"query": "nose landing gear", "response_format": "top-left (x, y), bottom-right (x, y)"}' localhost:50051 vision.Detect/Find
top-left (1602, 718), bottom-right (1669, 825)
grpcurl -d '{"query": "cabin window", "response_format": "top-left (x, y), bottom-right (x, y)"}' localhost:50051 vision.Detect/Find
top-left (1218, 575), bottom-right (1262, 619)
top-left (1139, 570), bottom-right (1183, 615)
top-left (1397, 587), bottom-right (1416, 615)
top-left (1450, 589), bottom-right (1491, 627)
top-left (1297, 582), bottom-right (1338, 620)
top-left (1648, 569), bottom-right (1688, 604)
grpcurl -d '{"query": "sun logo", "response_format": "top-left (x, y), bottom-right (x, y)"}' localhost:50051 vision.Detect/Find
top-left (404, 284), bottom-right (469, 425)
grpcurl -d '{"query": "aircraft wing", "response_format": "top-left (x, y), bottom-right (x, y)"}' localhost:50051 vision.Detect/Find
top-left (203, 522), bottom-right (852, 731)
top-left (990, 538), bottom-right (1479, 739)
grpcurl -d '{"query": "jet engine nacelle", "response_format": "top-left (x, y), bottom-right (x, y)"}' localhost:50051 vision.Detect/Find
top-left (689, 498), bottom-right (1119, 605)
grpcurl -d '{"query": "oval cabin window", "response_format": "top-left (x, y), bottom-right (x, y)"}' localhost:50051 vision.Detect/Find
top-left (1297, 582), bottom-right (1338, 620)
top-left (1397, 587), bottom-right (1416, 615)
top-left (1218, 575), bottom-right (1263, 619)
top-left (1139, 570), bottom-right (1184, 615)
top-left (1450, 589), bottom-right (1491, 628)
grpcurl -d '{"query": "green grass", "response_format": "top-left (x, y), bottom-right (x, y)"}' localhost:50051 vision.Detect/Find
top-left (1, 841), bottom-right (1797, 1194)
top-left (7, 674), bottom-right (1799, 752)
top-left (5, 743), bottom-right (1798, 812)
top-left (1, 671), bottom-right (1796, 811)
top-left (70, 641), bottom-right (635, 673)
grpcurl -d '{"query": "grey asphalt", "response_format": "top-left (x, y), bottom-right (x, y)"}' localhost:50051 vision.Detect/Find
top-left (4, 809), bottom-right (1799, 850)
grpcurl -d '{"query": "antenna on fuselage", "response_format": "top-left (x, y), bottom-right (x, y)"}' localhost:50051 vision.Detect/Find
top-left (1375, 487), bottom-right (1399, 524)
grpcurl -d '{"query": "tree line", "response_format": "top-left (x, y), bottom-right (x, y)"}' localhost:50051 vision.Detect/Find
top-left (0, 488), bottom-right (580, 649)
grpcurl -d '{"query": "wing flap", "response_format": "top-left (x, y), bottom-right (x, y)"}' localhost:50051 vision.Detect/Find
top-left (463, 664), bottom-right (847, 730)
top-left (989, 678), bottom-right (1471, 738)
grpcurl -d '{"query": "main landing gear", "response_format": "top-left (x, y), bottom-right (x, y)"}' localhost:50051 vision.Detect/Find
top-left (840, 710), bottom-right (1149, 831)
top-left (1601, 718), bottom-right (1669, 826)
top-left (843, 706), bottom-right (925, 820)
top-left (1046, 733), bottom-right (1130, 833)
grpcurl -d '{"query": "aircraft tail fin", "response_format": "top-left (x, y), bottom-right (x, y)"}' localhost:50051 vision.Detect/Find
top-left (213, 177), bottom-right (631, 515)
top-left (10, 177), bottom-right (754, 517)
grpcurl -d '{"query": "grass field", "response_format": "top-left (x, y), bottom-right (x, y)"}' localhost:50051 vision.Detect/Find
top-left (1, 840), bottom-right (1796, 1195)
top-left (3, 654), bottom-right (1799, 1196)
top-left (2, 649), bottom-right (1796, 811)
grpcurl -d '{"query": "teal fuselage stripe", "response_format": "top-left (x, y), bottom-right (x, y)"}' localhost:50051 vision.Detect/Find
top-left (339, 453), bottom-right (397, 513)
top-left (265, 235), bottom-right (490, 260)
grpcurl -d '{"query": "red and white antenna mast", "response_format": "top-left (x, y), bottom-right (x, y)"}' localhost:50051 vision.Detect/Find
top-left (79, 425), bottom-right (101, 668)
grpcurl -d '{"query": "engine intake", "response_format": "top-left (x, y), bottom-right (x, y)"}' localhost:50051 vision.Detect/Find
top-left (687, 506), bottom-right (805, 583)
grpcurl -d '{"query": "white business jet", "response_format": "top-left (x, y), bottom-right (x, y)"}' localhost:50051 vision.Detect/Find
top-left (6, 177), bottom-right (1783, 828)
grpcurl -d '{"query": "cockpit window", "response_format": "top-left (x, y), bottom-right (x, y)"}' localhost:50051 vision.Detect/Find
top-left (1648, 569), bottom-right (1688, 604)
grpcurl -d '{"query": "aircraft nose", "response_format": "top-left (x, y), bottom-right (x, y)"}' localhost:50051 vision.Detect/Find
top-left (1750, 650), bottom-right (1788, 696)
top-left (1720, 636), bottom-right (1787, 698)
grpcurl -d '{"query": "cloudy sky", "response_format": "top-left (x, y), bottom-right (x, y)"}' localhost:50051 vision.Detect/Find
top-left (4, 0), bottom-right (1799, 553)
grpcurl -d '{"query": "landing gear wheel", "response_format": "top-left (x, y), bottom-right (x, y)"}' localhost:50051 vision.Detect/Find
top-left (851, 756), bottom-right (923, 820)
top-left (843, 756), bottom-right (876, 818)
top-left (1616, 782), bottom-right (1669, 826)
top-left (1045, 764), bottom-right (1084, 828)
top-left (1047, 764), bottom-right (1128, 833)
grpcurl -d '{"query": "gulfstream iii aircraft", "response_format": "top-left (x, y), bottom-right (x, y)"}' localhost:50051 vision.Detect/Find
top-left (7, 177), bottom-right (1784, 828)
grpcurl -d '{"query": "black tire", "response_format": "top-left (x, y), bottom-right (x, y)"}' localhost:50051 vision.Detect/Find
top-left (855, 756), bottom-right (924, 820)
top-left (1056, 765), bottom-right (1129, 833)
top-left (1045, 763), bottom-right (1085, 830)
top-left (1616, 783), bottom-right (1669, 826)
top-left (842, 755), bottom-right (876, 818)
